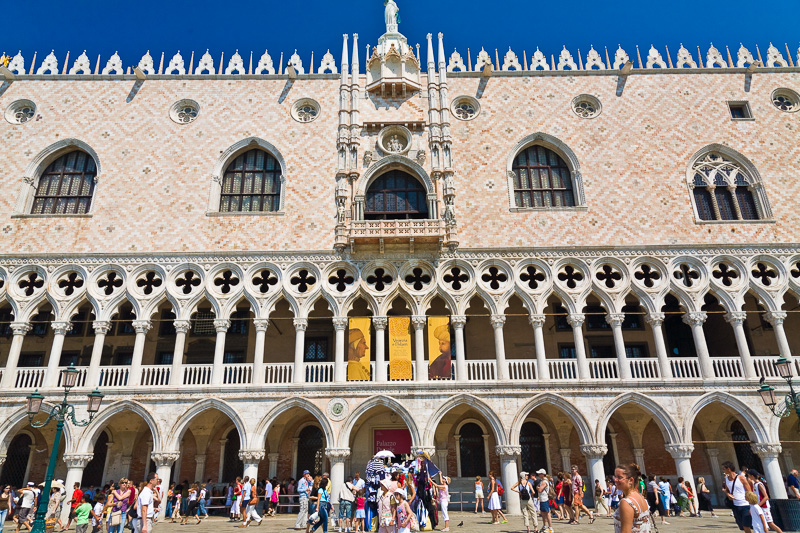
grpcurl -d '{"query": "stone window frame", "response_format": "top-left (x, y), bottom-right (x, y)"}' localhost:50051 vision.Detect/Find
top-left (13, 138), bottom-right (102, 218)
top-left (505, 132), bottom-right (587, 212)
top-left (353, 155), bottom-right (438, 221)
top-left (685, 143), bottom-right (774, 225)
top-left (207, 137), bottom-right (288, 216)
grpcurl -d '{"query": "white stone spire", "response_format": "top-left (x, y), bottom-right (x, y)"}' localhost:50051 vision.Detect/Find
top-left (352, 33), bottom-right (359, 77)
top-left (437, 32), bottom-right (447, 84)
top-left (340, 34), bottom-right (349, 84)
top-left (426, 33), bottom-right (435, 73)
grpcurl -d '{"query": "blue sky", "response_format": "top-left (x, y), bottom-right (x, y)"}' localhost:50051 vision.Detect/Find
top-left (2, 0), bottom-right (797, 70)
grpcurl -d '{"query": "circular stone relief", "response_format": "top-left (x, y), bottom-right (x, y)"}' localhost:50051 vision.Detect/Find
top-left (771, 88), bottom-right (800, 112)
top-left (291, 98), bottom-right (321, 123)
top-left (4, 99), bottom-right (36, 125)
top-left (327, 398), bottom-right (349, 421)
top-left (571, 94), bottom-right (602, 119)
top-left (169, 99), bottom-right (200, 124)
top-left (377, 125), bottom-right (412, 155)
top-left (450, 96), bottom-right (480, 121)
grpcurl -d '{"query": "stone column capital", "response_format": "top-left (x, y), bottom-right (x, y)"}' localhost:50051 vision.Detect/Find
top-left (725, 311), bottom-right (748, 325)
top-left (495, 445), bottom-right (522, 458)
top-left (132, 319), bottom-right (152, 334)
top-left (325, 448), bottom-right (351, 463)
top-left (645, 313), bottom-right (665, 327)
top-left (682, 312), bottom-right (707, 327)
top-left (51, 321), bottom-right (72, 336)
top-left (92, 321), bottom-right (112, 335)
top-left (173, 319), bottom-right (192, 334)
top-left (411, 316), bottom-right (427, 330)
top-left (63, 453), bottom-right (95, 469)
top-left (528, 314), bottom-right (546, 327)
top-left (151, 450), bottom-right (180, 468)
top-left (238, 449), bottom-right (266, 463)
top-left (451, 315), bottom-right (467, 328)
top-left (606, 313), bottom-right (626, 326)
top-left (372, 316), bottom-right (388, 330)
top-left (580, 443), bottom-right (608, 459)
top-left (559, 448), bottom-right (572, 458)
top-left (705, 447), bottom-right (719, 458)
top-left (666, 443), bottom-right (695, 460)
top-left (10, 322), bottom-right (32, 336)
top-left (751, 443), bottom-right (782, 459)
top-left (213, 319), bottom-right (231, 333)
top-left (632, 448), bottom-right (645, 457)
top-left (765, 311), bottom-right (787, 326)
top-left (293, 318), bottom-right (309, 331)
top-left (253, 318), bottom-right (270, 332)
top-left (490, 314), bottom-right (506, 329)
top-left (332, 317), bottom-right (349, 331)
top-left (566, 314), bottom-right (585, 328)
top-left (267, 452), bottom-right (280, 462)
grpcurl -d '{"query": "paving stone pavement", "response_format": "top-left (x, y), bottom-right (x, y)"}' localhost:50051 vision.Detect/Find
top-left (148, 512), bottom-right (741, 533)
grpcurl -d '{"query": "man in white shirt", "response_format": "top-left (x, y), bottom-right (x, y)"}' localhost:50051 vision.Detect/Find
top-left (294, 471), bottom-right (312, 529)
top-left (535, 470), bottom-right (552, 532)
top-left (136, 472), bottom-right (158, 533)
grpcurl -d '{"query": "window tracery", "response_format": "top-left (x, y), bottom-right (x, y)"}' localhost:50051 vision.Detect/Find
top-left (220, 149), bottom-right (282, 213)
top-left (365, 170), bottom-right (428, 220)
top-left (31, 150), bottom-right (97, 215)
top-left (689, 152), bottom-right (768, 222)
top-left (511, 145), bottom-right (575, 208)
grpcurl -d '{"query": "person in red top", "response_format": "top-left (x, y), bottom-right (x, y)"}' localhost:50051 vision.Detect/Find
top-left (63, 482), bottom-right (83, 532)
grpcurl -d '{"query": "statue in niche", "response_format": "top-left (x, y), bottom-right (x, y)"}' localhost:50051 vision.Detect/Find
top-left (384, 0), bottom-right (399, 33)
top-left (363, 151), bottom-right (374, 168)
top-left (443, 196), bottom-right (456, 225)
top-left (336, 196), bottom-right (347, 224)
top-left (386, 135), bottom-right (404, 153)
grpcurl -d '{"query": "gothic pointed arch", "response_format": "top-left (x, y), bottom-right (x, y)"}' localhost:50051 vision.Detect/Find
top-left (166, 398), bottom-right (248, 450)
top-left (338, 396), bottom-right (420, 448)
top-left (686, 144), bottom-right (772, 222)
top-left (16, 138), bottom-right (102, 215)
top-left (208, 137), bottom-right (288, 213)
top-left (74, 399), bottom-right (163, 454)
top-left (510, 393), bottom-right (593, 445)
top-left (252, 397), bottom-right (335, 449)
top-left (505, 132), bottom-right (586, 210)
top-left (354, 156), bottom-right (437, 220)
top-left (595, 392), bottom-right (681, 444)
top-left (423, 393), bottom-right (507, 446)
top-left (682, 391), bottom-right (769, 443)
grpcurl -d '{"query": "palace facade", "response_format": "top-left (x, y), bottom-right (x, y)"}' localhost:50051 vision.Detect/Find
top-left (1, 5), bottom-right (800, 516)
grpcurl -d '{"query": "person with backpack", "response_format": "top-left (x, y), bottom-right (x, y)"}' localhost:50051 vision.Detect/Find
top-left (511, 472), bottom-right (538, 533)
top-left (747, 469), bottom-right (783, 533)
top-left (535, 470), bottom-right (553, 533)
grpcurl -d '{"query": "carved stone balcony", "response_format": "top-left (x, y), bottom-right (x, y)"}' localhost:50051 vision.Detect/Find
top-left (341, 219), bottom-right (447, 253)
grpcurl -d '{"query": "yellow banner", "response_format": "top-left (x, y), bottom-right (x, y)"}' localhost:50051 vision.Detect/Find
top-left (428, 316), bottom-right (452, 380)
top-left (389, 317), bottom-right (413, 380)
top-left (348, 318), bottom-right (371, 381)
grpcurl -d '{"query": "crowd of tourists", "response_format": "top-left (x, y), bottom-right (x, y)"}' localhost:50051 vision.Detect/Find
top-left (1, 456), bottom-right (796, 533)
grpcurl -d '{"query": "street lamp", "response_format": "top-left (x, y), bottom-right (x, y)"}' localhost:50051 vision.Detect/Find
top-left (757, 356), bottom-right (800, 425)
top-left (26, 364), bottom-right (103, 533)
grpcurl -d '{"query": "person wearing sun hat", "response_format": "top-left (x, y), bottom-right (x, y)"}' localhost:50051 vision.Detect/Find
top-left (535, 469), bottom-right (553, 532)
top-left (393, 489), bottom-right (413, 533)
top-left (377, 479), bottom-right (394, 533)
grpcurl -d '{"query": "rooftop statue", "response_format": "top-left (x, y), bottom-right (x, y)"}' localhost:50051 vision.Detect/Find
top-left (384, 0), bottom-right (399, 33)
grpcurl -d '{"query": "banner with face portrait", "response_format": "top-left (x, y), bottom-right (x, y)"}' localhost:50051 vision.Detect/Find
top-left (347, 317), bottom-right (371, 381)
top-left (427, 316), bottom-right (452, 380)
top-left (388, 316), bottom-right (413, 380)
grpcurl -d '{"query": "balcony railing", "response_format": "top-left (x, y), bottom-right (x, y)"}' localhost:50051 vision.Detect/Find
top-left (2, 356), bottom-right (788, 390)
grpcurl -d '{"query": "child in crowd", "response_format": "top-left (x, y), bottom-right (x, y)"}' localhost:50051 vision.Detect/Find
top-left (170, 493), bottom-right (181, 523)
top-left (746, 491), bottom-right (768, 533)
top-left (74, 494), bottom-right (98, 533)
top-left (91, 497), bottom-right (104, 533)
top-left (354, 490), bottom-right (366, 533)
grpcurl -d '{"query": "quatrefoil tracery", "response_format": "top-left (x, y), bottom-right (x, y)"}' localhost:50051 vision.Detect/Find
top-left (791, 262), bottom-right (800, 279)
top-left (481, 267), bottom-right (508, 290)
top-left (58, 272), bottom-right (84, 296)
top-left (673, 264), bottom-right (700, 288)
top-left (752, 262), bottom-right (778, 287)
top-left (712, 263), bottom-right (739, 287)
top-left (328, 269), bottom-right (355, 293)
top-left (443, 267), bottom-right (469, 291)
top-left (557, 265), bottom-right (584, 289)
top-left (634, 264), bottom-right (661, 288)
top-left (405, 268), bottom-right (432, 291)
top-left (214, 270), bottom-right (240, 294)
top-left (367, 268), bottom-right (393, 291)
top-left (176, 271), bottom-right (202, 295)
top-left (595, 265), bottom-right (622, 289)
top-left (98, 271), bottom-right (124, 295)
top-left (290, 269), bottom-right (317, 293)
top-left (519, 265), bottom-right (546, 290)
top-left (18, 272), bottom-right (44, 296)
top-left (252, 270), bottom-right (278, 294)
top-left (136, 271), bottom-right (163, 295)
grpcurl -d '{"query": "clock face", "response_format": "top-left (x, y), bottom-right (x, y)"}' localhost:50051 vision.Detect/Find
top-left (327, 398), bottom-right (348, 421)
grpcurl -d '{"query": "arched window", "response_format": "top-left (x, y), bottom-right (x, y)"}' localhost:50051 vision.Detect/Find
top-left (365, 170), bottom-right (428, 220)
top-left (220, 149), bottom-right (281, 212)
top-left (511, 145), bottom-right (575, 208)
top-left (458, 423), bottom-right (487, 478)
top-left (690, 153), bottom-right (766, 221)
top-left (32, 150), bottom-right (97, 214)
top-left (519, 422), bottom-right (547, 474)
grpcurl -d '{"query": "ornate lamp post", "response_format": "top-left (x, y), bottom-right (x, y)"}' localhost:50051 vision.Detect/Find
top-left (26, 364), bottom-right (103, 533)
top-left (757, 356), bottom-right (800, 423)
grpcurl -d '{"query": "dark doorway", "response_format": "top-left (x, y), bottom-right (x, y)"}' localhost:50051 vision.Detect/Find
top-left (459, 423), bottom-right (487, 478)
top-left (0, 434), bottom-right (32, 487)
top-left (520, 422), bottom-right (547, 474)
top-left (603, 428), bottom-right (617, 477)
top-left (731, 421), bottom-right (764, 473)
top-left (222, 429), bottom-right (243, 482)
top-left (296, 426), bottom-right (325, 478)
top-left (82, 431), bottom-right (109, 486)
